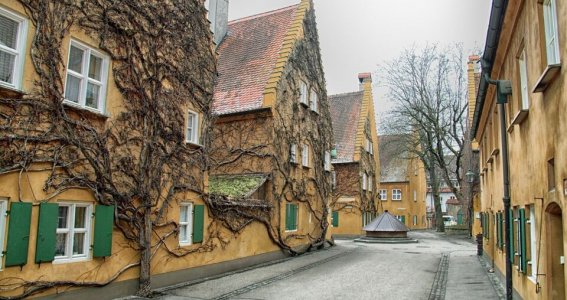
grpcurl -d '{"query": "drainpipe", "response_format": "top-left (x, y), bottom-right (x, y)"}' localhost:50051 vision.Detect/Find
top-left (484, 73), bottom-right (513, 300)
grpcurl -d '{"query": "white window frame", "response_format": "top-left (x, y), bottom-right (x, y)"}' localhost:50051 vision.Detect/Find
top-left (64, 40), bottom-right (109, 113)
top-left (413, 190), bottom-right (417, 202)
top-left (543, 0), bottom-right (560, 65)
top-left (518, 48), bottom-right (530, 110)
top-left (528, 205), bottom-right (537, 281)
top-left (368, 175), bottom-right (372, 191)
top-left (369, 140), bottom-right (373, 155)
top-left (179, 203), bottom-right (193, 246)
top-left (290, 144), bottom-right (298, 164)
top-left (299, 81), bottom-right (308, 105)
top-left (186, 110), bottom-right (200, 144)
top-left (302, 144), bottom-right (309, 168)
top-left (324, 151), bottom-right (331, 171)
top-left (413, 215), bottom-right (418, 226)
top-left (0, 7), bottom-right (28, 90)
top-left (362, 172), bottom-right (367, 191)
top-left (54, 202), bottom-right (92, 264)
top-left (379, 189), bottom-right (387, 201)
top-left (309, 88), bottom-right (318, 112)
top-left (392, 189), bottom-right (402, 201)
top-left (0, 199), bottom-right (7, 270)
top-left (331, 171), bottom-right (337, 188)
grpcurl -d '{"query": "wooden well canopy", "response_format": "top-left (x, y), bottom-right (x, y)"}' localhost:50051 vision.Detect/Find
top-left (363, 211), bottom-right (409, 238)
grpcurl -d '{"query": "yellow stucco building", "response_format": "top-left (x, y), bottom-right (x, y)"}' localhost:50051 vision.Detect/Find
top-left (328, 73), bottom-right (380, 238)
top-left (378, 135), bottom-right (427, 229)
top-left (472, 0), bottom-right (567, 298)
top-left (0, 0), bottom-right (334, 298)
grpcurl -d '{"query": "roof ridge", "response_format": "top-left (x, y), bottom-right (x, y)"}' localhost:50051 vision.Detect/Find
top-left (328, 90), bottom-right (364, 98)
top-left (228, 4), bottom-right (299, 25)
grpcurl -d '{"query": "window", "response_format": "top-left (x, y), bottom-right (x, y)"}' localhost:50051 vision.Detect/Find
top-left (331, 171), bottom-right (337, 189)
top-left (309, 88), bottom-right (318, 112)
top-left (331, 211), bottom-right (339, 227)
top-left (299, 81), bottom-right (308, 105)
top-left (285, 203), bottom-right (298, 231)
top-left (179, 203), bottom-right (193, 245)
top-left (362, 172), bottom-right (367, 190)
top-left (302, 144), bottom-right (309, 167)
top-left (543, 0), bottom-right (560, 65)
top-left (528, 205), bottom-right (537, 279)
top-left (368, 175), bottom-right (372, 191)
top-left (413, 190), bottom-right (417, 202)
top-left (55, 203), bottom-right (92, 262)
top-left (518, 48), bottom-right (529, 110)
top-left (324, 151), bottom-right (331, 171)
top-left (64, 40), bottom-right (109, 112)
top-left (186, 110), bottom-right (199, 144)
top-left (0, 8), bottom-right (27, 90)
top-left (379, 189), bottom-right (387, 201)
top-left (413, 215), bottom-right (417, 226)
top-left (548, 158), bottom-right (555, 191)
top-left (290, 144), bottom-right (297, 164)
top-left (392, 189), bottom-right (402, 201)
top-left (0, 199), bottom-right (6, 270)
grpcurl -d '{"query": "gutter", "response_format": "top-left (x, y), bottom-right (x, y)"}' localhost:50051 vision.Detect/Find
top-left (470, 0), bottom-right (509, 139)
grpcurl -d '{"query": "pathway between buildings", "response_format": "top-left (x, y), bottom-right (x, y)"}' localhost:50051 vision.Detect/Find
top-left (123, 231), bottom-right (503, 300)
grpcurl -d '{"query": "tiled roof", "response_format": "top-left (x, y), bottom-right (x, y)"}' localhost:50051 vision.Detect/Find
top-left (446, 197), bottom-right (461, 205)
top-left (328, 91), bottom-right (364, 163)
top-left (379, 134), bottom-right (409, 182)
top-left (212, 5), bottom-right (299, 115)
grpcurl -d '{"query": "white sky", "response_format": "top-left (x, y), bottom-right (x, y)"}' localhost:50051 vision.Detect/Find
top-left (226, 0), bottom-right (492, 127)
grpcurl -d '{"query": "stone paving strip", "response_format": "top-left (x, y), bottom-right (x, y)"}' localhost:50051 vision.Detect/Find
top-left (160, 245), bottom-right (358, 299)
top-left (428, 253), bottom-right (450, 300)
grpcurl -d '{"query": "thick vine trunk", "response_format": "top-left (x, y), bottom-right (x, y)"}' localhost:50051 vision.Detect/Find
top-left (137, 207), bottom-right (153, 296)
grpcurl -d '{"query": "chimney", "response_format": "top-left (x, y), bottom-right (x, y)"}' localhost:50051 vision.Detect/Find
top-left (208, 0), bottom-right (229, 47)
top-left (358, 72), bottom-right (372, 91)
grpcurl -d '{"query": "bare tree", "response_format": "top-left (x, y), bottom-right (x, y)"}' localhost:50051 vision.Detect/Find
top-left (380, 44), bottom-right (468, 232)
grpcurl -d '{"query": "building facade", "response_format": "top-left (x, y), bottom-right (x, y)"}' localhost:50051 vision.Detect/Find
top-left (379, 135), bottom-right (427, 229)
top-left (328, 73), bottom-right (380, 238)
top-left (472, 0), bottom-right (567, 298)
top-left (209, 0), bottom-right (334, 252)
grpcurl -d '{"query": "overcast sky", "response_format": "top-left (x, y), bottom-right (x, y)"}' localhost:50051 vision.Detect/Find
top-left (226, 0), bottom-right (492, 126)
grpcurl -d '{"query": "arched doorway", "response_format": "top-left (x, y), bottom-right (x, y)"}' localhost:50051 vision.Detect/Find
top-left (546, 202), bottom-right (564, 300)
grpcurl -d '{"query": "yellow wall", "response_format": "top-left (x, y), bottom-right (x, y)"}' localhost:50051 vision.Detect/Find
top-left (475, 1), bottom-right (567, 299)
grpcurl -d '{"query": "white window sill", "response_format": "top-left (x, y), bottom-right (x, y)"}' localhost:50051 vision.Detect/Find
top-left (63, 100), bottom-right (108, 118)
top-left (52, 256), bottom-right (90, 264)
top-left (179, 241), bottom-right (193, 247)
top-left (0, 82), bottom-right (24, 95)
top-left (285, 229), bottom-right (298, 233)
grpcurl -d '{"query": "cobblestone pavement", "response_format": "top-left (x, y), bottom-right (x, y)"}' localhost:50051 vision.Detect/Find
top-left (124, 231), bottom-right (503, 300)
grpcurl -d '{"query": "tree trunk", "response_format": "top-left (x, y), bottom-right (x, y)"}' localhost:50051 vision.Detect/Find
top-left (428, 157), bottom-right (445, 232)
top-left (137, 206), bottom-right (153, 297)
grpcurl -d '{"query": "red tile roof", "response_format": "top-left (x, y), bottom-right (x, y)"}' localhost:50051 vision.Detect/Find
top-left (328, 91), bottom-right (364, 163)
top-left (212, 5), bottom-right (299, 115)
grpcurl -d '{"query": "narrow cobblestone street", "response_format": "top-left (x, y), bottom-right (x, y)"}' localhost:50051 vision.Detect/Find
top-left (129, 231), bottom-right (503, 300)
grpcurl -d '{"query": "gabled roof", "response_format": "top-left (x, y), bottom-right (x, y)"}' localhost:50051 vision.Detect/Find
top-left (212, 5), bottom-right (299, 115)
top-left (379, 134), bottom-right (409, 182)
top-left (328, 91), bottom-right (364, 163)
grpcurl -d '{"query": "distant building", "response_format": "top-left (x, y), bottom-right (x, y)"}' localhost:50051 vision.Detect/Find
top-left (328, 73), bottom-right (380, 238)
top-left (379, 135), bottom-right (427, 229)
top-left (425, 156), bottom-right (464, 227)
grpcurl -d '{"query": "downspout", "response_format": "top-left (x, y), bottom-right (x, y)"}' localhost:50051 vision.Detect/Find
top-left (484, 74), bottom-right (513, 300)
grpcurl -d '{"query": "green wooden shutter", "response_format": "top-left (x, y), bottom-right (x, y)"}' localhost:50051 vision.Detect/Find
top-left (192, 205), bottom-right (204, 243)
top-left (332, 211), bottom-right (339, 227)
top-left (35, 203), bottom-right (58, 263)
top-left (498, 212), bottom-right (504, 249)
top-left (519, 208), bottom-right (527, 273)
top-left (487, 213), bottom-right (490, 239)
top-left (93, 205), bottom-right (114, 257)
top-left (292, 204), bottom-right (298, 230)
top-left (285, 204), bottom-right (291, 230)
top-left (5, 202), bottom-right (32, 267)
top-left (508, 209), bottom-right (514, 264)
top-left (400, 215), bottom-right (405, 224)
